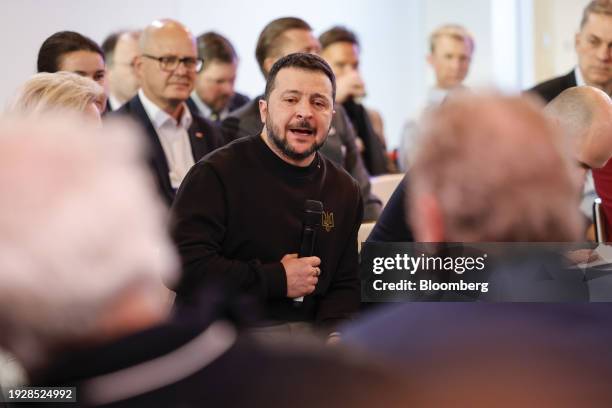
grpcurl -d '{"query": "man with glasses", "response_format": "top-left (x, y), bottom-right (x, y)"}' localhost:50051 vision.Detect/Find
top-left (116, 19), bottom-right (224, 206)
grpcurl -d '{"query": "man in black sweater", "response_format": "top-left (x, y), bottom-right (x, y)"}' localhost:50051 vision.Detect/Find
top-left (172, 53), bottom-right (362, 333)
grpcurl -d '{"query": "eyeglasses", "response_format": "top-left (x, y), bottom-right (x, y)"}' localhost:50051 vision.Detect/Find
top-left (142, 54), bottom-right (203, 72)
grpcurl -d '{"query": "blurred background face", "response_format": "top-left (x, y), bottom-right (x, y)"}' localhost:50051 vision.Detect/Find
top-left (428, 35), bottom-right (472, 89)
top-left (194, 60), bottom-right (237, 112)
top-left (137, 28), bottom-right (198, 110)
top-left (575, 12), bottom-right (612, 88)
top-left (108, 34), bottom-right (140, 103)
top-left (265, 29), bottom-right (321, 74)
top-left (321, 41), bottom-right (360, 77)
top-left (59, 50), bottom-right (107, 87)
top-left (59, 50), bottom-right (108, 112)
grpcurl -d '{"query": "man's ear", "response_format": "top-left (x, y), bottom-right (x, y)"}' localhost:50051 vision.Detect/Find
top-left (412, 193), bottom-right (445, 242)
top-left (259, 98), bottom-right (268, 125)
top-left (133, 55), bottom-right (144, 81)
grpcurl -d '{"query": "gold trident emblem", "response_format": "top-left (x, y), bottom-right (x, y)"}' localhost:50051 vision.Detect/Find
top-left (321, 211), bottom-right (334, 232)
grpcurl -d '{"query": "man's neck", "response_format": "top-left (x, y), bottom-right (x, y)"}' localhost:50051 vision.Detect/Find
top-left (142, 89), bottom-right (184, 121)
top-left (260, 129), bottom-right (315, 168)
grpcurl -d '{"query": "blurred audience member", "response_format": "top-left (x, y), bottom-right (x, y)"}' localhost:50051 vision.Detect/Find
top-left (320, 26), bottom-right (392, 174)
top-left (0, 114), bottom-right (407, 408)
top-left (102, 30), bottom-right (141, 111)
top-left (410, 94), bottom-right (582, 242)
top-left (342, 303), bottom-right (612, 408)
top-left (369, 89), bottom-right (610, 243)
top-left (549, 86), bottom-right (612, 229)
top-left (528, 0), bottom-right (612, 102)
top-left (188, 31), bottom-right (249, 123)
top-left (115, 19), bottom-right (224, 207)
top-left (37, 30), bottom-right (108, 113)
top-left (222, 17), bottom-right (381, 221)
top-left (9, 71), bottom-right (104, 123)
top-left (398, 24), bottom-right (474, 170)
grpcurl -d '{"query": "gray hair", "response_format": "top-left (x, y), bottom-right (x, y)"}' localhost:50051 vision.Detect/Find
top-left (0, 116), bottom-right (178, 369)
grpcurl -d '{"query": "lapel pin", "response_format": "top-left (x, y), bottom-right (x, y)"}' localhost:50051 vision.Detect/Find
top-left (195, 132), bottom-right (204, 139)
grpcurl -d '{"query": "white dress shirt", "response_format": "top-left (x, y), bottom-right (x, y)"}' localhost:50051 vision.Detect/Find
top-left (190, 91), bottom-right (229, 121)
top-left (138, 89), bottom-right (195, 189)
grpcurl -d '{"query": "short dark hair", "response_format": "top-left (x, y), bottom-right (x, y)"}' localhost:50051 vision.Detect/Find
top-left (196, 31), bottom-right (238, 70)
top-left (580, 0), bottom-right (612, 28)
top-left (319, 26), bottom-right (360, 50)
top-left (101, 32), bottom-right (121, 67)
top-left (37, 31), bottom-right (105, 73)
top-left (255, 17), bottom-right (312, 77)
top-left (264, 53), bottom-right (336, 102)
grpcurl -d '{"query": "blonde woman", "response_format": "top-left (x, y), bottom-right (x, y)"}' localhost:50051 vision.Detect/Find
top-left (9, 71), bottom-right (104, 123)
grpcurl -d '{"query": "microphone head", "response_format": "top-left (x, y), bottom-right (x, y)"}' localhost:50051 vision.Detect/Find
top-left (303, 200), bottom-right (323, 227)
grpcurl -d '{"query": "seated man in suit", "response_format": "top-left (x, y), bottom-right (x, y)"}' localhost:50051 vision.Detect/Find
top-left (116, 19), bottom-right (224, 206)
top-left (222, 17), bottom-right (381, 221)
top-left (37, 30), bottom-right (108, 113)
top-left (319, 26), bottom-right (392, 175)
top-left (528, 0), bottom-right (612, 102)
top-left (102, 30), bottom-right (141, 111)
top-left (188, 31), bottom-right (249, 123)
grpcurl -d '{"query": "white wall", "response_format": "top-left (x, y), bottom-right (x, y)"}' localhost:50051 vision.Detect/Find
top-left (531, 0), bottom-right (590, 85)
top-left (0, 0), bottom-right (540, 149)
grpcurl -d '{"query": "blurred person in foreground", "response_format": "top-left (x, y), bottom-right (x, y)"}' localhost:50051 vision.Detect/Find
top-left (340, 95), bottom-right (612, 406)
top-left (368, 89), bottom-right (611, 243)
top-left (0, 117), bottom-right (408, 407)
top-left (8, 71), bottom-right (104, 123)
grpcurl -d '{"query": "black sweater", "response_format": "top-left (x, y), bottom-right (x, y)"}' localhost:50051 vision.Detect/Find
top-left (171, 135), bottom-right (363, 327)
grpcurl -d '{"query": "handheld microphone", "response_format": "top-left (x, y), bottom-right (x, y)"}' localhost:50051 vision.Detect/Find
top-left (294, 200), bottom-right (323, 302)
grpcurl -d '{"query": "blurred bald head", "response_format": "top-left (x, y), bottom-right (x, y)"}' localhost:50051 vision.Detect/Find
top-left (410, 94), bottom-right (583, 242)
top-left (135, 19), bottom-right (198, 116)
top-left (546, 86), bottom-right (612, 169)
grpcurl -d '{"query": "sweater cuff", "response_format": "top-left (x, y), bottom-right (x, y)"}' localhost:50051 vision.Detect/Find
top-left (260, 262), bottom-right (287, 299)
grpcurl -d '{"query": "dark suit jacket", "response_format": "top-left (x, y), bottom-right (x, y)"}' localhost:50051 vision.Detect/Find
top-left (221, 97), bottom-right (382, 221)
top-left (114, 95), bottom-right (224, 206)
top-left (186, 92), bottom-right (250, 122)
top-left (527, 70), bottom-right (577, 103)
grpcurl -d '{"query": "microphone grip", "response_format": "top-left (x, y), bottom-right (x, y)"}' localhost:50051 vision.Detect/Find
top-left (295, 226), bottom-right (316, 302)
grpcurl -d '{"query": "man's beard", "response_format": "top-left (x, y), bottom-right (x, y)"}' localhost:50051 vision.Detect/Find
top-left (266, 116), bottom-right (325, 162)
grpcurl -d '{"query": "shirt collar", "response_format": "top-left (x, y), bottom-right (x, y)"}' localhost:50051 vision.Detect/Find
top-left (574, 66), bottom-right (586, 87)
top-left (138, 89), bottom-right (192, 130)
top-left (108, 94), bottom-right (123, 111)
top-left (190, 92), bottom-right (213, 118)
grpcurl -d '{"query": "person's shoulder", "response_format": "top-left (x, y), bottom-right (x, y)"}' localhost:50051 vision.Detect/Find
top-left (527, 71), bottom-right (576, 103)
top-left (320, 154), bottom-right (360, 193)
top-left (197, 135), bottom-right (258, 169)
top-left (229, 92), bottom-right (250, 112)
